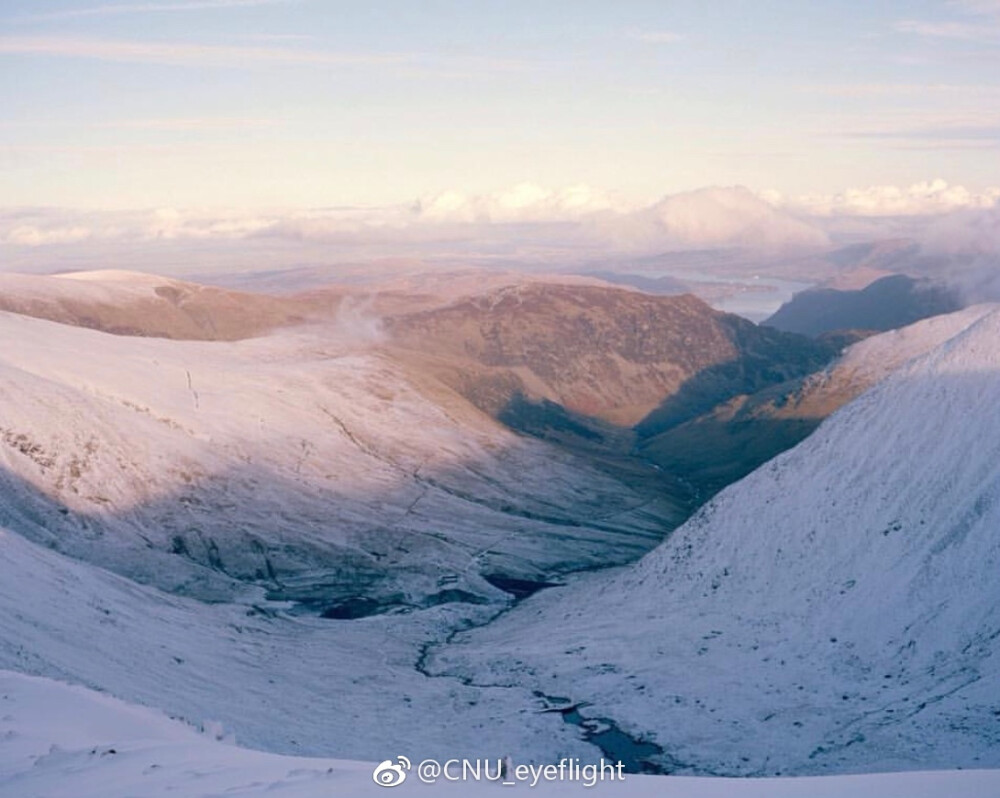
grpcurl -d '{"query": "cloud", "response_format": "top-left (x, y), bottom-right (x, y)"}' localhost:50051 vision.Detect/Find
top-left (0, 207), bottom-right (276, 247)
top-left (101, 117), bottom-right (282, 131)
top-left (921, 206), bottom-right (1000, 255)
top-left (2, 224), bottom-right (93, 246)
top-left (802, 83), bottom-right (1000, 98)
top-left (913, 207), bottom-right (1000, 302)
top-left (7, 182), bottom-right (1000, 262)
top-left (0, 35), bottom-right (411, 69)
top-left (0, 36), bottom-right (528, 77)
top-left (894, 19), bottom-right (997, 40)
top-left (628, 30), bottom-right (684, 44)
top-left (777, 180), bottom-right (1000, 217)
top-left (949, 0), bottom-right (1000, 17)
top-left (0, 187), bottom-right (830, 255)
top-left (618, 186), bottom-right (829, 250)
top-left (15, 0), bottom-right (296, 22)
top-left (896, 0), bottom-right (1000, 42)
top-left (412, 183), bottom-right (626, 224)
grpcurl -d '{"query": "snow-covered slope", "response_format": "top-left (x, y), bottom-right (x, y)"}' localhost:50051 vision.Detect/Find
top-left (0, 310), bottom-right (673, 605)
top-left (0, 270), bottom-right (313, 340)
top-left (0, 307), bottom-right (684, 764)
top-left (0, 515), bottom-right (595, 762)
top-left (429, 306), bottom-right (1000, 776)
top-left (794, 303), bottom-right (998, 410)
top-left (4, 671), bottom-right (998, 798)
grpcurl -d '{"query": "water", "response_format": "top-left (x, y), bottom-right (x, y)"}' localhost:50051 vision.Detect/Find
top-left (541, 699), bottom-right (668, 774)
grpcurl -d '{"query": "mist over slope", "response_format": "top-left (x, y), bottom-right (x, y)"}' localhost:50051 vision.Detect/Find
top-left (429, 306), bottom-right (1000, 776)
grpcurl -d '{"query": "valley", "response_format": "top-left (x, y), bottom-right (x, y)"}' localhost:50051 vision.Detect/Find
top-left (0, 268), bottom-right (997, 793)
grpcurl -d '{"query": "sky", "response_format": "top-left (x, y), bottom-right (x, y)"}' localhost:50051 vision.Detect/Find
top-left (2, 0), bottom-right (1000, 212)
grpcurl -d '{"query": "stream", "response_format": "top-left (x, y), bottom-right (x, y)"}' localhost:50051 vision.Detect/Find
top-left (403, 573), bottom-right (675, 775)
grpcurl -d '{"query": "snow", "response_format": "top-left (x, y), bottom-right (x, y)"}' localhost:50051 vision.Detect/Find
top-left (0, 309), bottom-right (669, 603)
top-left (430, 307), bottom-right (1000, 776)
top-left (0, 309), bottom-right (671, 764)
top-left (0, 501), bottom-right (598, 764)
top-left (4, 671), bottom-right (999, 798)
top-left (0, 270), bottom-right (178, 304)
top-left (2, 294), bottom-right (1000, 792)
top-left (51, 269), bottom-right (168, 284)
top-left (814, 303), bottom-right (998, 394)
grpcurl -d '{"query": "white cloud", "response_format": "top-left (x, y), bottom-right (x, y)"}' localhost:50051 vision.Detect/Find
top-left (608, 186), bottom-right (829, 250)
top-left (894, 19), bottom-right (996, 40)
top-left (0, 207), bottom-right (276, 247)
top-left (628, 30), bottom-right (684, 44)
top-left (949, 0), bottom-right (1000, 17)
top-left (104, 117), bottom-right (282, 131)
top-left (0, 36), bottom-right (528, 77)
top-left (914, 207), bottom-right (1000, 302)
top-left (413, 183), bottom-right (627, 224)
top-left (801, 83), bottom-right (1000, 98)
top-left (3, 224), bottom-right (93, 247)
top-left (896, 0), bottom-right (1000, 41)
top-left (778, 180), bottom-right (1000, 217)
top-left (6, 182), bottom-right (999, 260)
top-left (0, 36), bottom-right (410, 69)
top-left (16, 1), bottom-right (295, 22)
top-left (921, 206), bottom-right (1000, 255)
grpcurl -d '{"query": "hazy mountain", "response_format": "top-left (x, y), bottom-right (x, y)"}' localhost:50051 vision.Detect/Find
top-left (764, 274), bottom-right (963, 337)
top-left (430, 306), bottom-right (1000, 776)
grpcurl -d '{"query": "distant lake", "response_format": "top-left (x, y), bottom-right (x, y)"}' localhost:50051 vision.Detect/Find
top-left (642, 270), bottom-right (814, 323)
top-left (710, 276), bottom-right (814, 322)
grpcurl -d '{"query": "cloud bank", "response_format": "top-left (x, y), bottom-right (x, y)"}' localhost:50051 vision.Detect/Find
top-left (3, 182), bottom-right (999, 280)
top-left (645, 186), bottom-right (829, 249)
top-left (772, 180), bottom-right (1000, 217)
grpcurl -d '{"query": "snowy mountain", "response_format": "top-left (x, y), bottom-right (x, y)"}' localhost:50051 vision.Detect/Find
top-left (2, 271), bottom-right (998, 792)
top-left (0, 270), bottom-right (319, 340)
top-left (428, 306), bottom-right (1000, 776)
top-left (0, 309), bottom-right (678, 606)
top-left (0, 303), bottom-right (682, 765)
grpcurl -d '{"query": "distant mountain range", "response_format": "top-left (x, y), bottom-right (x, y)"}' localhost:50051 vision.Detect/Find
top-left (764, 274), bottom-right (963, 337)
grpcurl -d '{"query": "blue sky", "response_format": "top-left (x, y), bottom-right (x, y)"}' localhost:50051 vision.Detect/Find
top-left (1, 0), bottom-right (999, 210)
